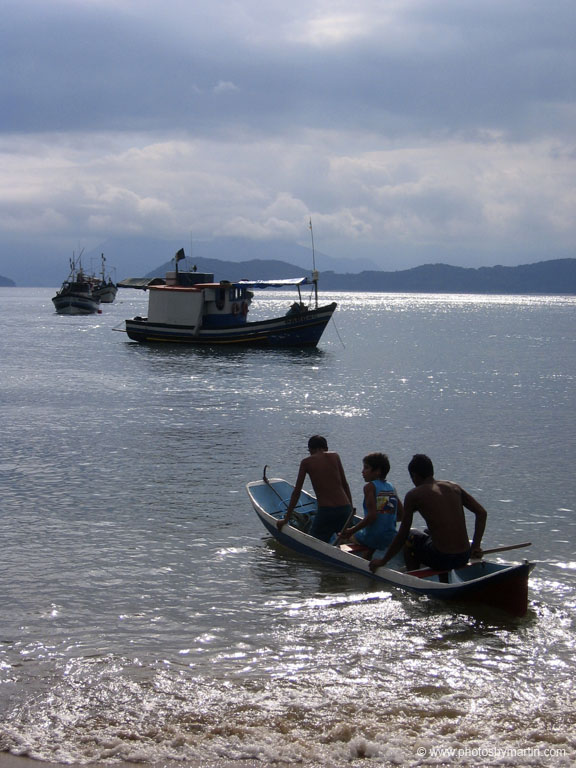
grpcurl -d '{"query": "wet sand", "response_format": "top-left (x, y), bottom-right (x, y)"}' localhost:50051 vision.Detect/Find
top-left (1, 757), bottom-right (111, 768)
top-left (0, 754), bottom-right (268, 768)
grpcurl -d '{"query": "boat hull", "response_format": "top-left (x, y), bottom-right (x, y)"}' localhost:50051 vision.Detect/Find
top-left (246, 477), bottom-right (534, 616)
top-left (93, 285), bottom-right (117, 303)
top-left (52, 293), bottom-right (100, 315)
top-left (125, 302), bottom-right (337, 347)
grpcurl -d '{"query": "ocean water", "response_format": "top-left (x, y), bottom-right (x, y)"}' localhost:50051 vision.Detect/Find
top-left (0, 287), bottom-right (575, 767)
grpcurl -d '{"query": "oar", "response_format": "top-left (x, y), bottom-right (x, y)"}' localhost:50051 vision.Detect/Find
top-left (333, 507), bottom-right (357, 547)
top-left (405, 541), bottom-right (533, 576)
top-left (262, 466), bottom-right (316, 508)
top-left (480, 542), bottom-right (531, 555)
top-left (262, 465), bottom-right (290, 515)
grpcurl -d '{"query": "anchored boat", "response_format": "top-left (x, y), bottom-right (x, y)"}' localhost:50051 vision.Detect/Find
top-left (246, 472), bottom-right (535, 617)
top-left (90, 253), bottom-right (117, 304)
top-left (52, 252), bottom-right (101, 315)
top-left (120, 250), bottom-right (337, 347)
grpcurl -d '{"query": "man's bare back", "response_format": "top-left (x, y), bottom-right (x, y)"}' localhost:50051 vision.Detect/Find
top-left (277, 436), bottom-right (353, 540)
top-left (369, 454), bottom-right (487, 571)
top-left (405, 479), bottom-right (481, 554)
top-left (299, 451), bottom-right (352, 507)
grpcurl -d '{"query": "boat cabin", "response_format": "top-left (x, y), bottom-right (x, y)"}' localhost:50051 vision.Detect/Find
top-left (147, 271), bottom-right (254, 329)
top-left (58, 277), bottom-right (93, 295)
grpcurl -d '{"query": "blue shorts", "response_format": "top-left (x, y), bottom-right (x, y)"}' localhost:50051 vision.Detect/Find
top-left (408, 530), bottom-right (470, 570)
top-left (355, 526), bottom-right (396, 551)
top-left (310, 504), bottom-right (352, 542)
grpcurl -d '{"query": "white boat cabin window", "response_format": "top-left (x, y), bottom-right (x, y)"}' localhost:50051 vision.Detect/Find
top-left (229, 286), bottom-right (245, 301)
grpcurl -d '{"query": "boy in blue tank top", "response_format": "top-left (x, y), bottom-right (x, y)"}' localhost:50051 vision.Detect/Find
top-left (341, 453), bottom-right (403, 550)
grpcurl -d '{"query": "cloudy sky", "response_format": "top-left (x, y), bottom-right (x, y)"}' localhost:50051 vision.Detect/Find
top-left (1, 0), bottom-right (575, 279)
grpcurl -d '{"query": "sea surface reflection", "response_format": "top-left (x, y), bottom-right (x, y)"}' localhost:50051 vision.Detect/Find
top-left (0, 289), bottom-right (574, 766)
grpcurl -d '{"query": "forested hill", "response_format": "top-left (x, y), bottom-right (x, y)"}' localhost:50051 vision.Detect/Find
top-left (4, 255), bottom-right (573, 293)
top-left (145, 258), bottom-right (576, 295)
top-left (317, 259), bottom-right (576, 294)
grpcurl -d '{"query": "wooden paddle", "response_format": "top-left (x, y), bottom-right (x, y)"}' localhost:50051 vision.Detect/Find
top-left (480, 542), bottom-right (531, 555)
top-left (406, 542), bottom-right (533, 576)
top-left (333, 507), bottom-right (357, 547)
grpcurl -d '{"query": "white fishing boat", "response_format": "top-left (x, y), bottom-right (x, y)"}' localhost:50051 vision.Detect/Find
top-left (246, 470), bottom-right (535, 616)
top-left (119, 248), bottom-right (337, 347)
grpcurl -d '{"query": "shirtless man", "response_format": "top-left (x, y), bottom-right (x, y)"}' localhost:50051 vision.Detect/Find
top-left (277, 435), bottom-right (353, 542)
top-left (369, 454), bottom-right (487, 572)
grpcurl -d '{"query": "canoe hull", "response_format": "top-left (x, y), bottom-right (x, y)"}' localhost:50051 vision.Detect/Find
top-left (246, 477), bottom-right (534, 616)
top-left (125, 303), bottom-right (337, 347)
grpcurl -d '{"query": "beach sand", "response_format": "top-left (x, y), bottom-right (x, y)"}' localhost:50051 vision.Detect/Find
top-left (0, 753), bottom-right (267, 768)
top-left (0, 757), bottom-right (124, 768)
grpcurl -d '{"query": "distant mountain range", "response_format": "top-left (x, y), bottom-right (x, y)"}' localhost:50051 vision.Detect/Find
top-left (0, 235), bottom-right (376, 287)
top-left (0, 232), bottom-right (575, 293)
top-left (142, 256), bottom-right (576, 295)
top-left (320, 259), bottom-right (576, 294)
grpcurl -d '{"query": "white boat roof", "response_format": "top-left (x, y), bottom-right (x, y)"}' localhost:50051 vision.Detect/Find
top-left (235, 277), bottom-right (310, 289)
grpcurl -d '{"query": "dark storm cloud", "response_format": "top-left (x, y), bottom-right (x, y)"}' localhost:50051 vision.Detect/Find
top-left (2, 0), bottom-right (574, 139)
top-left (0, 0), bottom-right (575, 274)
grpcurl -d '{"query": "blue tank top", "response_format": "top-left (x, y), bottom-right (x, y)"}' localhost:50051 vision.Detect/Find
top-left (363, 479), bottom-right (398, 532)
top-left (353, 478), bottom-right (400, 549)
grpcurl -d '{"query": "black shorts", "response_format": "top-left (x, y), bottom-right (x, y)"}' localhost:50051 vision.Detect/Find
top-left (310, 504), bottom-right (352, 542)
top-left (408, 530), bottom-right (470, 570)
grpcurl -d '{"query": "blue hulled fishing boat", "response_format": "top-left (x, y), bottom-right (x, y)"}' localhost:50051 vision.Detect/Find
top-left (120, 249), bottom-right (337, 347)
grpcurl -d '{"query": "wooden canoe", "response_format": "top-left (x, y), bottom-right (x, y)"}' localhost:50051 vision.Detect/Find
top-left (246, 475), bottom-right (534, 617)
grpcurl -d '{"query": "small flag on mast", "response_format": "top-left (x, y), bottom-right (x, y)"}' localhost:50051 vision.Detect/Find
top-left (175, 248), bottom-right (185, 262)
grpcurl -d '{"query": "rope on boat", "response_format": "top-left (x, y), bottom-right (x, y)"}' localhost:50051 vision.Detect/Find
top-left (330, 315), bottom-right (346, 348)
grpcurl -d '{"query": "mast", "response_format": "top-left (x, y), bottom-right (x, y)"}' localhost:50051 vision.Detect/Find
top-left (174, 248), bottom-right (185, 281)
top-left (309, 217), bottom-right (319, 308)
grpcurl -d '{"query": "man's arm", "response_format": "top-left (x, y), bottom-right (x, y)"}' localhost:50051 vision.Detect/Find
top-left (461, 488), bottom-right (487, 557)
top-left (345, 483), bottom-right (375, 536)
top-left (277, 461), bottom-right (308, 530)
top-left (369, 496), bottom-right (415, 571)
top-left (336, 454), bottom-right (353, 507)
top-left (395, 492), bottom-right (404, 523)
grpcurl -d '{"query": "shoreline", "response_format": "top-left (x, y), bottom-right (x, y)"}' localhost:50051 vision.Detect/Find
top-left (0, 753), bottom-right (268, 768)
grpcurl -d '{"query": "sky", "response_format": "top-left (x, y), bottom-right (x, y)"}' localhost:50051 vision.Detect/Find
top-left (1, 0), bottom-right (575, 281)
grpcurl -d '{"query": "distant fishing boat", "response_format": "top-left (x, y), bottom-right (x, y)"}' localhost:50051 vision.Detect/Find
top-left (119, 247), bottom-right (337, 347)
top-left (90, 253), bottom-right (117, 304)
top-left (247, 471), bottom-right (535, 617)
top-left (52, 252), bottom-right (101, 315)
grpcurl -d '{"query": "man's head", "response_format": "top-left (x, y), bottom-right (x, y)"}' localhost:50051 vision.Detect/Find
top-left (408, 454), bottom-right (434, 484)
top-left (308, 435), bottom-right (328, 453)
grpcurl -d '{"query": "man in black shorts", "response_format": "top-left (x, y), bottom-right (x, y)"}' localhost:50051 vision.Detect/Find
top-left (277, 435), bottom-right (354, 542)
top-left (369, 454), bottom-right (487, 572)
